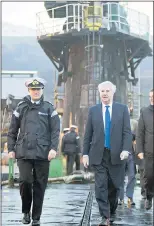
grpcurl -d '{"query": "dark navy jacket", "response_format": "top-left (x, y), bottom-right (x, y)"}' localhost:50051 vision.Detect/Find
top-left (61, 131), bottom-right (81, 155)
top-left (7, 95), bottom-right (60, 160)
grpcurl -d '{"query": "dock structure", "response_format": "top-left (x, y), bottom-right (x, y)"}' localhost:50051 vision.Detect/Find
top-left (36, 2), bottom-right (152, 137)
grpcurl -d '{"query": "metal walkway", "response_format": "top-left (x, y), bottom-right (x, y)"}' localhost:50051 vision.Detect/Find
top-left (2, 184), bottom-right (153, 226)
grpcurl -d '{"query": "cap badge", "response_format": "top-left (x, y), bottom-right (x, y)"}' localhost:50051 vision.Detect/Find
top-left (32, 80), bottom-right (39, 85)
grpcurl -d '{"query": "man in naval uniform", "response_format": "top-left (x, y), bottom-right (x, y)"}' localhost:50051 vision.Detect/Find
top-left (61, 125), bottom-right (81, 175)
top-left (82, 81), bottom-right (132, 226)
top-left (63, 127), bottom-right (70, 134)
top-left (7, 77), bottom-right (60, 226)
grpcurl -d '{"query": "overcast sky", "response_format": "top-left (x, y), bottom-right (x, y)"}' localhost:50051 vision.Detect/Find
top-left (2, 2), bottom-right (153, 34)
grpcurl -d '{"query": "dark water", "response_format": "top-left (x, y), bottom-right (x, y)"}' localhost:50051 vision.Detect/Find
top-left (2, 184), bottom-right (153, 226)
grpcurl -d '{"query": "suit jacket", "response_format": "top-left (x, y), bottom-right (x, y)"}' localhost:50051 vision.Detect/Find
top-left (136, 105), bottom-right (153, 157)
top-left (83, 102), bottom-right (132, 165)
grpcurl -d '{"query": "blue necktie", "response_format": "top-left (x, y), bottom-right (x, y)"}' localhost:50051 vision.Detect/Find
top-left (105, 106), bottom-right (111, 149)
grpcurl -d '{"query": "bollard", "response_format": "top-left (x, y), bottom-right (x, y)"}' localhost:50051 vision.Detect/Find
top-left (8, 159), bottom-right (14, 188)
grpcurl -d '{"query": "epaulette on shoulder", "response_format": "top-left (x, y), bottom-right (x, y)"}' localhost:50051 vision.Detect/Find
top-left (17, 101), bottom-right (26, 107)
top-left (44, 101), bottom-right (55, 111)
top-left (44, 101), bottom-right (54, 106)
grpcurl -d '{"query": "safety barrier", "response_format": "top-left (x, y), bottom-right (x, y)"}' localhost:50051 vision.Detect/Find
top-left (36, 3), bottom-right (88, 38)
top-left (103, 2), bottom-right (150, 41)
top-left (36, 2), bottom-right (150, 42)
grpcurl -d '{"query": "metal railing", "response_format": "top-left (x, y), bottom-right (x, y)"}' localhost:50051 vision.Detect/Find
top-left (103, 2), bottom-right (150, 41)
top-left (36, 3), bottom-right (88, 38)
top-left (36, 2), bottom-right (150, 42)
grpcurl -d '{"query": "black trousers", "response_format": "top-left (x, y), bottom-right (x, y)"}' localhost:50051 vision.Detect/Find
top-left (66, 154), bottom-right (76, 175)
top-left (144, 157), bottom-right (154, 199)
top-left (17, 159), bottom-right (49, 220)
top-left (92, 149), bottom-right (125, 219)
top-left (138, 168), bottom-right (145, 196)
top-left (75, 154), bottom-right (80, 170)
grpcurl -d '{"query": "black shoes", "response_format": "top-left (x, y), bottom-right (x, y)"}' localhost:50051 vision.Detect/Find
top-left (142, 194), bottom-right (146, 199)
top-left (141, 192), bottom-right (146, 199)
top-left (145, 198), bottom-right (152, 210)
top-left (32, 219), bottom-right (40, 226)
top-left (127, 198), bottom-right (135, 207)
top-left (22, 213), bottom-right (31, 224)
top-left (98, 216), bottom-right (110, 226)
top-left (110, 213), bottom-right (116, 223)
top-left (118, 199), bottom-right (124, 205)
top-left (22, 213), bottom-right (40, 225)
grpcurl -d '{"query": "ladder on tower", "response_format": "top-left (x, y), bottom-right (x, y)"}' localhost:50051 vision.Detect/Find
top-left (83, 30), bottom-right (103, 107)
top-left (80, 5), bottom-right (104, 108)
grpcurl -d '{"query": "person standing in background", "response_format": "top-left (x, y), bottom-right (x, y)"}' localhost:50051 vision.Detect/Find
top-left (137, 107), bottom-right (146, 199)
top-left (118, 107), bottom-right (137, 206)
top-left (136, 89), bottom-right (154, 210)
top-left (61, 125), bottom-right (81, 175)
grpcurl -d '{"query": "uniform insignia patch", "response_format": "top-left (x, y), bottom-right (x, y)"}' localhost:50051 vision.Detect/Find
top-left (44, 101), bottom-right (53, 106)
top-left (51, 110), bottom-right (58, 117)
top-left (13, 110), bottom-right (20, 118)
top-left (32, 80), bottom-right (39, 85)
top-left (17, 101), bottom-right (25, 106)
top-left (38, 112), bottom-right (48, 116)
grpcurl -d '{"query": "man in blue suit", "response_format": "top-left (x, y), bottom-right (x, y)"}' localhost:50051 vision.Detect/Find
top-left (82, 81), bottom-right (132, 226)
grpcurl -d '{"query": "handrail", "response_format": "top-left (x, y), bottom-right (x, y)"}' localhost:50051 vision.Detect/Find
top-left (36, 3), bottom-right (88, 37)
top-left (103, 2), bottom-right (149, 40)
top-left (36, 2), bottom-right (150, 42)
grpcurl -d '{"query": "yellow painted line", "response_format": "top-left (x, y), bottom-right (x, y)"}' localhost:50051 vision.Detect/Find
top-left (46, 34), bottom-right (53, 37)
top-left (3, 190), bottom-right (9, 193)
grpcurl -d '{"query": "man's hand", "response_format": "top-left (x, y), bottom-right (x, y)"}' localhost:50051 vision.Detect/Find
top-left (8, 151), bottom-right (15, 159)
top-left (48, 149), bottom-right (57, 161)
top-left (120, 150), bottom-right (130, 160)
top-left (82, 155), bottom-right (89, 168)
top-left (138, 153), bottom-right (144, 159)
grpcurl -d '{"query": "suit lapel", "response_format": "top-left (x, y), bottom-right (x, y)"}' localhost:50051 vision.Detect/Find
top-left (110, 102), bottom-right (117, 135)
top-left (97, 104), bottom-right (104, 132)
top-left (97, 102), bottom-right (118, 134)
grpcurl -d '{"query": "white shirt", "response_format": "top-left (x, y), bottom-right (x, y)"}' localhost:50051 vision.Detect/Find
top-left (83, 102), bottom-right (112, 158)
top-left (102, 102), bottom-right (112, 128)
top-left (31, 99), bottom-right (40, 104)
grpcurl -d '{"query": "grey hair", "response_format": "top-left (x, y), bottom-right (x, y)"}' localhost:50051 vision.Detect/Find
top-left (98, 81), bottom-right (116, 93)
